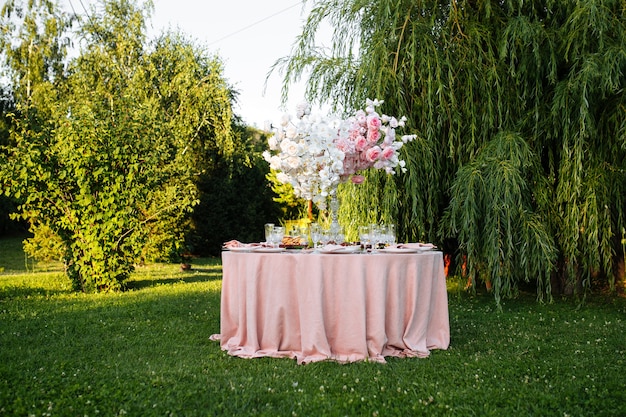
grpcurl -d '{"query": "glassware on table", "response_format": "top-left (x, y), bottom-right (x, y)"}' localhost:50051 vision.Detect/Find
top-left (369, 224), bottom-right (381, 250)
top-left (264, 223), bottom-right (274, 244)
top-left (298, 226), bottom-right (308, 245)
top-left (386, 224), bottom-right (397, 245)
top-left (379, 224), bottom-right (396, 246)
top-left (358, 225), bottom-right (371, 248)
top-left (321, 229), bottom-right (332, 246)
top-left (378, 224), bottom-right (388, 246)
top-left (310, 223), bottom-right (323, 249)
top-left (270, 226), bottom-right (285, 248)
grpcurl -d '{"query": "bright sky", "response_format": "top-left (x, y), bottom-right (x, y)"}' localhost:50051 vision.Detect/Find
top-left (61, 0), bottom-right (329, 129)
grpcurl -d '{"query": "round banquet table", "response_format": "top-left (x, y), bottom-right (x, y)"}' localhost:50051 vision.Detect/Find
top-left (212, 249), bottom-right (450, 364)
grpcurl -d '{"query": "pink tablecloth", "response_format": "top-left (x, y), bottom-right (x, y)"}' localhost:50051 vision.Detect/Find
top-left (213, 250), bottom-right (449, 364)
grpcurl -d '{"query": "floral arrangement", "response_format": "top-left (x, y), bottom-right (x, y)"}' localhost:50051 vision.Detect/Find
top-left (263, 102), bottom-right (344, 209)
top-left (263, 99), bottom-right (416, 209)
top-left (335, 99), bottom-right (416, 184)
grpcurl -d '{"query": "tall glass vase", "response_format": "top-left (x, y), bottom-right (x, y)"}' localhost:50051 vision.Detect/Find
top-left (328, 194), bottom-right (344, 243)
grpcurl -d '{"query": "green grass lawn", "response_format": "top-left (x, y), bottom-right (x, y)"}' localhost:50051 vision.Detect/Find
top-left (1, 236), bottom-right (625, 416)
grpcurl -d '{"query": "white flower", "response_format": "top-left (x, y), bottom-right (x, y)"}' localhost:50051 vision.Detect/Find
top-left (285, 125), bottom-right (298, 139)
top-left (331, 160), bottom-right (344, 172)
top-left (281, 139), bottom-right (301, 156)
top-left (276, 172), bottom-right (290, 183)
top-left (382, 126), bottom-right (396, 143)
top-left (268, 136), bottom-right (279, 150)
top-left (296, 102), bottom-right (311, 118)
top-left (366, 98), bottom-right (384, 108)
top-left (269, 155), bottom-right (282, 170)
top-left (286, 156), bottom-right (301, 170)
top-left (355, 110), bottom-right (367, 125)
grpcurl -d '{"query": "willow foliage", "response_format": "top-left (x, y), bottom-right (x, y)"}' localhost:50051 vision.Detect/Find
top-left (277, 0), bottom-right (626, 301)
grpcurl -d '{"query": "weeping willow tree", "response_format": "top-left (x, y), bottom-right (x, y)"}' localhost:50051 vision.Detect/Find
top-left (274, 0), bottom-right (626, 301)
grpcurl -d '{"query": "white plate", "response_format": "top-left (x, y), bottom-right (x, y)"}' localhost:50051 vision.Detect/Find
top-left (227, 246), bottom-right (255, 252)
top-left (319, 246), bottom-right (361, 254)
top-left (417, 246), bottom-right (436, 251)
top-left (379, 247), bottom-right (420, 254)
top-left (252, 247), bottom-right (285, 253)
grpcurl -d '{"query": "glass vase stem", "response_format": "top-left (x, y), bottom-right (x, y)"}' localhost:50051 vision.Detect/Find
top-left (328, 194), bottom-right (343, 243)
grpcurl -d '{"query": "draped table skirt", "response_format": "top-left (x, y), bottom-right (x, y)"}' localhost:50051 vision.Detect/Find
top-left (212, 250), bottom-right (449, 364)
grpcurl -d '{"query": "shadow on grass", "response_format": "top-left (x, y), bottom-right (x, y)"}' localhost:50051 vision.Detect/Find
top-left (125, 269), bottom-right (222, 291)
top-left (124, 257), bottom-right (223, 291)
top-left (0, 285), bottom-right (72, 300)
top-left (1, 249), bottom-right (224, 299)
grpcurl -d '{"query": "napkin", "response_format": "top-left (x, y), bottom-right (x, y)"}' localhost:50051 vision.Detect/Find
top-left (320, 244), bottom-right (348, 252)
top-left (222, 240), bottom-right (268, 249)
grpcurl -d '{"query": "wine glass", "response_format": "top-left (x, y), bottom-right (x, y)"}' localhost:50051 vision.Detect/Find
top-left (264, 223), bottom-right (274, 244)
top-left (386, 224), bottom-right (397, 246)
top-left (369, 224), bottom-right (381, 251)
top-left (310, 223), bottom-right (322, 249)
top-left (370, 224), bottom-right (380, 249)
top-left (358, 226), bottom-right (370, 249)
top-left (378, 224), bottom-right (388, 246)
top-left (321, 229), bottom-right (332, 246)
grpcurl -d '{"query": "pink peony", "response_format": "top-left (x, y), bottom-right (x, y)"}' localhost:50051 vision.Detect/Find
top-left (351, 175), bottom-right (365, 184)
top-left (365, 146), bottom-right (382, 162)
top-left (355, 136), bottom-right (368, 151)
top-left (367, 129), bottom-right (381, 143)
top-left (381, 147), bottom-right (395, 160)
top-left (367, 115), bottom-right (382, 130)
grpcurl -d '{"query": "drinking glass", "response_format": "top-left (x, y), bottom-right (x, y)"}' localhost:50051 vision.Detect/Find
top-left (321, 229), bottom-right (332, 246)
top-left (264, 223), bottom-right (274, 244)
top-left (271, 226), bottom-right (284, 248)
top-left (380, 224), bottom-right (395, 246)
